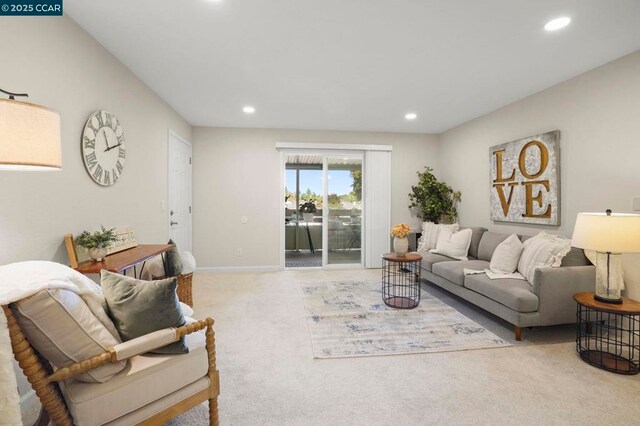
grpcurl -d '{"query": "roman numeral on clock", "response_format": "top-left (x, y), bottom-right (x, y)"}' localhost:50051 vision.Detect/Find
top-left (103, 170), bottom-right (111, 186)
top-left (83, 136), bottom-right (95, 150)
top-left (93, 164), bottom-right (103, 182)
top-left (116, 160), bottom-right (124, 174)
top-left (118, 146), bottom-right (126, 159)
top-left (85, 152), bottom-right (97, 169)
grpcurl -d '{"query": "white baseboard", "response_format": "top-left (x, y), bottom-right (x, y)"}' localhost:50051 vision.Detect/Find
top-left (196, 266), bottom-right (282, 273)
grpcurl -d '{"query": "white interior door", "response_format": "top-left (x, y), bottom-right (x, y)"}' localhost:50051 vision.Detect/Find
top-left (168, 131), bottom-right (192, 251)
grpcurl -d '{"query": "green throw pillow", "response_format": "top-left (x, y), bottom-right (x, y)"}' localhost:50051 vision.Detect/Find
top-left (166, 239), bottom-right (183, 276)
top-left (101, 270), bottom-right (188, 354)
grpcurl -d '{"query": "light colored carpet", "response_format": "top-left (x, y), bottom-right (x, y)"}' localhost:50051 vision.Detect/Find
top-left (172, 268), bottom-right (640, 425)
top-left (302, 279), bottom-right (509, 358)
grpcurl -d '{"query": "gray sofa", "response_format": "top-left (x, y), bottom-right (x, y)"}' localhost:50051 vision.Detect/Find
top-left (417, 227), bottom-right (595, 340)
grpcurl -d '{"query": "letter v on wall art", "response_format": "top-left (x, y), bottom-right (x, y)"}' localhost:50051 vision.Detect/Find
top-left (489, 130), bottom-right (560, 225)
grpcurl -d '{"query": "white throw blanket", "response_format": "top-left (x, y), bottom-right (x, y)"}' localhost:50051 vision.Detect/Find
top-left (0, 261), bottom-right (115, 425)
top-left (463, 268), bottom-right (526, 280)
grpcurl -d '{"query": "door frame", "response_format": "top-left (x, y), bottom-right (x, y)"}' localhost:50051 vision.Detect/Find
top-left (167, 129), bottom-right (193, 251)
top-left (279, 147), bottom-right (369, 269)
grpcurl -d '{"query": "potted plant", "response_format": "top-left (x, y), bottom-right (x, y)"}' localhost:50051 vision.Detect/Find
top-left (75, 226), bottom-right (118, 262)
top-left (391, 223), bottom-right (411, 256)
top-left (299, 201), bottom-right (317, 222)
top-left (408, 167), bottom-right (461, 224)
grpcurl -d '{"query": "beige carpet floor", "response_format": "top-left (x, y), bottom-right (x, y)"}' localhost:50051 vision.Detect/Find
top-left (176, 268), bottom-right (640, 425)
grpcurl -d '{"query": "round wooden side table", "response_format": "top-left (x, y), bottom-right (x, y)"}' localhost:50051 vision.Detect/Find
top-left (381, 253), bottom-right (423, 309)
top-left (574, 292), bottom-right (640, 375)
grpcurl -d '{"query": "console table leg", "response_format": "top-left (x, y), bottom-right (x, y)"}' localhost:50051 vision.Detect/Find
top-left (514, 326), bottom-right (522, 341)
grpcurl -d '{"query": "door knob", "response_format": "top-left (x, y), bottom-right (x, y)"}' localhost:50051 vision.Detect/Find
top-left (170, 221), bottom-right (178, 226)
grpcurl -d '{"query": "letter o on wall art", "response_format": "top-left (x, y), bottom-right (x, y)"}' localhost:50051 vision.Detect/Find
top-left (489, 130), bottom-right (560, 226)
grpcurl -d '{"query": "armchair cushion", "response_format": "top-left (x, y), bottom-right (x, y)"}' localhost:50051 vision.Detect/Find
top-left (11, 289), bottom-right (127, 383)
top-left (60, 330), bottom-right (208, 426)
top-left (101, 271), bottom-right (188, 354)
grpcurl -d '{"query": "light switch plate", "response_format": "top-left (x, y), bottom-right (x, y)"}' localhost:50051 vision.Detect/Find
top-left (633, 196), bottom-right (640, 211)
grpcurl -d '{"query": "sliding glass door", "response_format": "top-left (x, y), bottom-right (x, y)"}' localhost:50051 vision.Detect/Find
top-left (323, 155), bottom-right (363, 266)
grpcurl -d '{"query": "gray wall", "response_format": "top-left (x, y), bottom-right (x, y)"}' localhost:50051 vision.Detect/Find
top-left (437, 49), bottom-right (640, 298)
top-left (0, 16), bottom-right (191, 266)
top-left (192, 127), bottom-right (439, 268)
top-left (0, 16), bottom-right (192, 415)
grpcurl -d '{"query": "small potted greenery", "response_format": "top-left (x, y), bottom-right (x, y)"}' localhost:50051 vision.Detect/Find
top-left (299, 201), bottom-right (317, 222)
top-left (75, 226), bottom-right (118, 261)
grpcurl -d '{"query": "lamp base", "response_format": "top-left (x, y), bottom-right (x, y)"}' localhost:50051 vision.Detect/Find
top-left (594, 294), bottom-right (623, 304)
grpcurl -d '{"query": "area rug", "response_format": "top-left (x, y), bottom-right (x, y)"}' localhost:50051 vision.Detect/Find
top-left (301, 280), bottom-right (511, 358)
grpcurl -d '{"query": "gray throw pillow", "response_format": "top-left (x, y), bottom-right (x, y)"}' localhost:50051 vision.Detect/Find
top-left (101, 270), bottom-right (188, 354)
top-left (166, 239), bottom-right (183, 276)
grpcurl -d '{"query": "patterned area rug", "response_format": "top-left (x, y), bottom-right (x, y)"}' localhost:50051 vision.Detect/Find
top-left (301, 280), bottom-right (511, 358)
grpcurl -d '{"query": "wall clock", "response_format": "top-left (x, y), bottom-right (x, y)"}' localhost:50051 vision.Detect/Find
top-left (81, 110), bottom-right (126, 186)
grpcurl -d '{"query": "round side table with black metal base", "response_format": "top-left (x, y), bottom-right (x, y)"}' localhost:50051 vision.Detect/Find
top-left (574, 292), bottom-right (640, 375)
top-left (381, 253), bottom-right (422, 309)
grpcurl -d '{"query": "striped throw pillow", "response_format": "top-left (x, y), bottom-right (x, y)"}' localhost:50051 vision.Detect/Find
top-left (517, 232), bottom-right (571, 284)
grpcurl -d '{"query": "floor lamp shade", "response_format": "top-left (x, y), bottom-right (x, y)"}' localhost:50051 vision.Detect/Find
top-left (0, 98), bottom-right (61, 170)
top-left (571, 212), bottom-right (640, 303)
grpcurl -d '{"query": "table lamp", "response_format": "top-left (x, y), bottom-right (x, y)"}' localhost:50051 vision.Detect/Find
top-left (0, 88), bottom-right (61, 170)
top-left (571, 210), bottom-right (640, 303)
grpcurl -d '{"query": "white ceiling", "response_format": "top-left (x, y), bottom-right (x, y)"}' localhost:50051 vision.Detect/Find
top-left (65, 0), bottom-right (640, 133)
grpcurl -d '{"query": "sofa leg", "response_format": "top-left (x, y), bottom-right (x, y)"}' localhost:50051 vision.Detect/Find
top-left (514, 326), bottom-right (522, 341)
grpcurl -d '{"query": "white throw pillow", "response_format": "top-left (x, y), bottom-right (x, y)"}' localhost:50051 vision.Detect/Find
top-left (489, 233), bottom-right (524, 274)
top-left (517, 232), bottom-right (571, 283)
top-left (417, 222), bottom-right (460, 252)
top-left (431, 228), bottom-right (472, 260)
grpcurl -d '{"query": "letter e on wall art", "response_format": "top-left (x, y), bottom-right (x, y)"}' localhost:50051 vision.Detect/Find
top-left (489, 131), bottom-right (560, 225)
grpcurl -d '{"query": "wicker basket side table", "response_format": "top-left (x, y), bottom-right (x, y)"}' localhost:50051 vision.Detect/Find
top-left (381, 253), bottom-right (422, 309)
top-left (574, 292), bottom-right (640, 375)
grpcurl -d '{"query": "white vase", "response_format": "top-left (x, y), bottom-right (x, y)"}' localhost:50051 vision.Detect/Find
top-left (303, 212), bottom-right (314, 222)
top-left (88, 247), bottom-right (107, 262)
top-left (393, 237), bottom-right (409, 257)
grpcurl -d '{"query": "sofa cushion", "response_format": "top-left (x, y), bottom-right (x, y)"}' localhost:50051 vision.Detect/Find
top-left (560, 247), bottom-right (592, 267)
top-left (517, 232), bottom-right (571, 283)
top-left (432, 260), bottom-right (491, 286)
top-left (489, 234), bottom-right (524, 274)
top-left (60, 329), bottom-right (208, 426)
top-left (12, 289), bottom-right (126, 383)
top-left (418, 222), bottom-right (460, 251)
top-left (462, 227), bottom-right (487, 259)
top-left (464, 274), bottom-right (539, 313)
top-left (477, 232), bottom-right (510, 261)
top-left (418, 253), bottom-right (456, 272)
top-left (431, 228), bottom-right (473, 260)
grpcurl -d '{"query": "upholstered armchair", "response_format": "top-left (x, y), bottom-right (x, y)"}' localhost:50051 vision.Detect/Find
top-left (3, 301), bottom-right (220, 426)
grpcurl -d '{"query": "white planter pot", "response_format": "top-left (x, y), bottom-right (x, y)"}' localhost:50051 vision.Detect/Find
top-left (393, 237), bottom-right (409, 257)
top-left (88, 247), bottom-right (108, 262)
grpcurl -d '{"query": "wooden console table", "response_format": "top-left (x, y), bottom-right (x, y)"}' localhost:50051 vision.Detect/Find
top-left (74, 244), bottom-right (172, 278)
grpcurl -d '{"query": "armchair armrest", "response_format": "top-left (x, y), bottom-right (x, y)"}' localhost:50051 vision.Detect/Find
top-left (112, 328), bottom-right (177, 361)
top-left (532, 266), bottom-right (595, 326)
top-left (47, 318), bottom-right (214, 383)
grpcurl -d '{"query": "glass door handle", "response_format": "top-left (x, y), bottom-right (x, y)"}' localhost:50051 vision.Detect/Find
top-left (170, 221), bottom-right (178, 226)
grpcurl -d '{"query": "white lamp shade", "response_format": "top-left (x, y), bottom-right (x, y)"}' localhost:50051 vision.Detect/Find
top-left (571, 212), bottom-right (640, 253)
top-left (0, 98), bottom-right (61, 170)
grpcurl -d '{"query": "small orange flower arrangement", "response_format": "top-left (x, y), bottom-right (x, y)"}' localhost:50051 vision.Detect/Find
top-left (391, 223), bottom-right (411, 238)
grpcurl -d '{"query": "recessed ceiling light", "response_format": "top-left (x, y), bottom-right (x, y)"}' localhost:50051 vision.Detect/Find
top-left (544, 17), bottom-right (571, 32)
top-left (405, 113), bottom-right (417, 121)
top-left (243, 106), bottom-right (255, 114)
